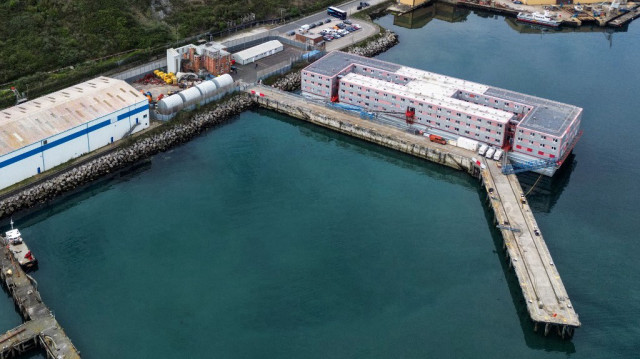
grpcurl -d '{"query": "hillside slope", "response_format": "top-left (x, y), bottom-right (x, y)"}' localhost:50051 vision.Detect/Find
top-left (0, 0), bottom-right (332, 84)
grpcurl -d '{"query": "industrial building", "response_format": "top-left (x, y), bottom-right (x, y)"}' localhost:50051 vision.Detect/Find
top-left (0, 76), bottom-right (149, 190)
top-left (167, 42), bottom-right (232, 75)
top-left (232, 40), bottom-right (284, 65)
top-left (301, 51), bottom-right (582, 169)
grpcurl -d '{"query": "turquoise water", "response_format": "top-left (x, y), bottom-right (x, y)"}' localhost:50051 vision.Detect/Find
top-left (1, 9), bottom-right (639, 358)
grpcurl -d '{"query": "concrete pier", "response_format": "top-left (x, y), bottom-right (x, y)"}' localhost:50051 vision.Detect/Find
top-left (0, 245), bottom-right (80, 358)
top-left (247, 85), bottom-right (580, 337)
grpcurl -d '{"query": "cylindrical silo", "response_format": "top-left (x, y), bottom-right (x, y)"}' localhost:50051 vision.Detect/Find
top-left (178, 86), bottom-right (204, 108)
top-left (156, 94), bottom-right (184, 115)
top-left (212, 74), bottom-right (233, 89)
top-left (195, 80), bottom-right (218, 98)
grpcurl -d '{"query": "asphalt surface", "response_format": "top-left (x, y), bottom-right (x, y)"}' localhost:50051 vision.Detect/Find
top-left (273, 0), bottom-right (388, 34)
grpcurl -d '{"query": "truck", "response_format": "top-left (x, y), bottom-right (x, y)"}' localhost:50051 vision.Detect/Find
top-left (478, 144), bottom-right (488, 156)
top-left (429, 134), bottom-right (447, 145)
top-left (485, 147), bottom-right (496, 159)
top-left (299, 24), bottom-right (310, 32)
top-left (493, 149), bottom-right (503, 161)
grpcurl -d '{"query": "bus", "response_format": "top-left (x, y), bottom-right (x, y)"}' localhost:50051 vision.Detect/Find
top-left (327, 6), bottom-right (347, 20)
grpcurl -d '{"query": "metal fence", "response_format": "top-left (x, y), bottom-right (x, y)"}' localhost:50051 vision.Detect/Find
top-left (255, 50), bottom-right (326, 82)
top-left (224, 33), bottom-right (323, 53)
top-left (110, 58), bottom-right (167, 82)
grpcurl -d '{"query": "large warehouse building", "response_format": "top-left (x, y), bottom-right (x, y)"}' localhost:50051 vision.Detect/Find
top-left (301, 51), bottom-right (582, 173)
top-left (0, 76), bottom-right (149, 190)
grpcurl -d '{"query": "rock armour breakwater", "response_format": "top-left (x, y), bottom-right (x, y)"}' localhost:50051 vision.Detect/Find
top-left (269, 30), bottom-right (400, 92)
top-left (0, 96), bottom-right (255, 219)
top-left (346, 30), bottom-right (399, 58)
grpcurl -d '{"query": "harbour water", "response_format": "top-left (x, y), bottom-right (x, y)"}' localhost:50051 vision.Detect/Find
top-left (1, 8), bottom-right (639, 358)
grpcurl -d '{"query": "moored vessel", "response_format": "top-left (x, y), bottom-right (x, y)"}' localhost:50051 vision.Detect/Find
top-left (517, 11), bottom-right (561, 27)
top-left (3, 220), bottom-right (37, 270)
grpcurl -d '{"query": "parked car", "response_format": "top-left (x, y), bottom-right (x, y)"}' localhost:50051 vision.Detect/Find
top-left (336, 23), bottom-right (346, 29)
top-left (352, 24), bottom-right (361, 30)
top-left (286, 30), bottom-right (295, 36)
top-left (339, 29), bottom-right (349, 36)
top-left (309, 23), bottom-right (316, 29)
top-left (357, 5), bottom-right (362, 10)
top-left (333, 33), bottom-right (342, 38)
top-left (343, 19), bottom-right (352, 25)
top-left (346, 26), bottom-right (355, 32)
top-left (323, 35), bottom-right (333, 41)
top-left (316, 21), bottom-right (324, 26)
top-left (325, 18), bottom-right (332, 23)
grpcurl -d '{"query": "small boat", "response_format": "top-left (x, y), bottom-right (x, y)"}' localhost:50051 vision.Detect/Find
top-left (4, 220), bottom-right (38, 270)
top-left (517, 11), bottom-right (561, 27)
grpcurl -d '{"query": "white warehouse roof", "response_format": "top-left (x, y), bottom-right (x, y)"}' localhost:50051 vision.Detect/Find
top-left (233, 40), bottom-right (283, 61)
top-left (0, 76), bottom-right (144, 156)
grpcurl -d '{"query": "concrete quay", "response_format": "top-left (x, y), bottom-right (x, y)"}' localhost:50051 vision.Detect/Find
top-left (247, 85), bottom-right (580, 337)
top-left (0, 246), bottom-right (80, 358)
top-left (482, 161), bottom-right (580, 337)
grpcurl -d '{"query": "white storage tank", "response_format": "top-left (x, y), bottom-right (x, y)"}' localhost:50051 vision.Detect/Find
top-left (157, 94), bottom-right (184, 115)
top-left (195, 80), bottom-right (218, 98)
top-left (178, 86), bottom-right (204, 108)
top-left (212, 74), bottom-right (233, 89)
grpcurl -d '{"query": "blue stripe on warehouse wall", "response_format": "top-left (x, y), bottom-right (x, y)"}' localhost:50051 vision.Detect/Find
top-left (117, 104), bottom-right (148, 121)
top-left (0, 103), bottom-right (149, 170)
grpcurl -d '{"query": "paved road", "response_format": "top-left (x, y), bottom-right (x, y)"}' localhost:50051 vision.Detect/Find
top-left (273, 0), bottom-right (388, 34)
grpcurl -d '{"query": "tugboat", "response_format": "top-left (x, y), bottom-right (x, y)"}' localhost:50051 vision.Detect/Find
top-left (517, 11), bottom-right (561, 27)
top-left (3, 220), bottom-right (37, 270)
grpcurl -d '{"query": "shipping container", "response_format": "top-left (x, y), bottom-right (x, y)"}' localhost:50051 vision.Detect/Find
top-left (456, 137), bottom-right (479, 152)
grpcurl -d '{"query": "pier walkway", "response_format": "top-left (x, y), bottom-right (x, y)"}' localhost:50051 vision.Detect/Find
top-left (482, 161), bottom-right (580, 336)
top-left (608, 4), bottom-right (640, 27)
top-left (0, 246), bottom-right (80, 358)
top-left (247, 85), bottom-right (580, 337)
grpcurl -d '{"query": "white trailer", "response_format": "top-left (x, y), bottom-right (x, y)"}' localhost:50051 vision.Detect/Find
top-left (493, 149), bottom-right (504, 161)
top-left (485, 147), bottom-right (496, 159)
top-left (478, 144), bottom-right (488, 156)
top-left (456, 137), bottom-right (479, 152)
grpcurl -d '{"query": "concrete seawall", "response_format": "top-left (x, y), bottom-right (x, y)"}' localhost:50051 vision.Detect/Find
top-left (251, 86), bottom-right (481, 177)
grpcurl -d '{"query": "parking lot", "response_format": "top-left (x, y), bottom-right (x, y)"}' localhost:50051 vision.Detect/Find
top-left (281, 18), bottom-right (379, 52)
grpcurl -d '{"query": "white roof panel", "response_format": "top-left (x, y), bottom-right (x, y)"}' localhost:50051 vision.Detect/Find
top-left (341, 73), bottom-right (512, 123)
top-left (233, 40), bottom-right (283, 61)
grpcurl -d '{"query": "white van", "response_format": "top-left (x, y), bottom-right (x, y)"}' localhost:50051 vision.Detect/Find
top-left (299, 24), bottom-right (310, 32)
top-left (485, 147), bottom-right (496, 159)
top-left (478, 144), bottom-right (488, 156)
top-left (493, 149), bottom-right (503, 161)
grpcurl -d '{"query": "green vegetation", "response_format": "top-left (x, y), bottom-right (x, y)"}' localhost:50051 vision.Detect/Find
top-left (0, 0), bottom-right (336, 109)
